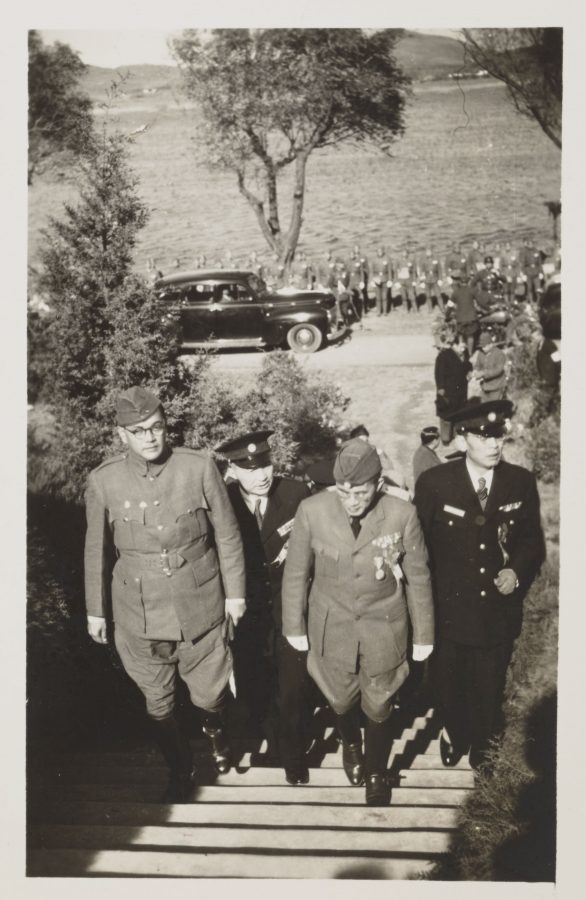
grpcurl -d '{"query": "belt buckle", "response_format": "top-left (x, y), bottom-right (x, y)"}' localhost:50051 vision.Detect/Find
top-left (160, 550), bottom-right (172, 577)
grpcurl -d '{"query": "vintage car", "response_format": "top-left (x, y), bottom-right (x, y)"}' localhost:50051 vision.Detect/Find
top-left (155, 269), bottom-right (345, 353)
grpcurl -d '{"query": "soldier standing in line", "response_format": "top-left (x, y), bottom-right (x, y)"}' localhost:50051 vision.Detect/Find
top-left (372, 246), bottom-right (392, 316)
top-left (396, 248), bottom-right (417, 312)
top-left (519, 236), bottom-right (545, 304)
top-left (215, 431), bottom-right (316, 786)
top-left (414, 400), bottom-right (545, 773)
top-left (84, 388), bottom-right (246, 802)
top-left (351, 244), bottom-right (371, 314)
top-left (466, 239), bottom-right (484, 278)
top-left (444, 241), bottom-right (468, 300)
top-left (282, 439), bottom-right (434, 806)
top-left (500, 241), bottom-right (521, 304)
top-left (419, 247), bottom-right (442, 312)
top-left (317, 249), bottom-right (338, 293)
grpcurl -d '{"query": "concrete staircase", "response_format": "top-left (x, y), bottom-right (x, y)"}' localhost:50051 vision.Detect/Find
top-left (28, 710), bottom-right (473, 878)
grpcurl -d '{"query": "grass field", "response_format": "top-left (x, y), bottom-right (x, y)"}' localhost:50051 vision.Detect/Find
top-left (28, 78), bottom-right (561, 278)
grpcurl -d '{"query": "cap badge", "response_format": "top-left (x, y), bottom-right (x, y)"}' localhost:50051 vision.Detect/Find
top-left (247, 443), bottom-right (257, 453)
top-left (488, 412), bottom-right (497, 422)
top-left (344, 481), bottom-right (352, 490)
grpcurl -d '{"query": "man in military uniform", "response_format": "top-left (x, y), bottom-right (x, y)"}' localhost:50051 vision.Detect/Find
top-left (282, 439), bottom-right (434, 806)
top-left (396, 248), bottom-right (417, 312)
top-left (351, 244), bottom-right (370, 314)
top-left (215, 431), bottom-right (314, 785)
top-left (84, 388), bottom-right (246, 802)
top-left (414, 400), bottom-right (545, 773)
top-left (500, 241), bottom-right (521, 304)
top-left (372, 246), bottom-right (392, 316)
top-left (419, 247), bottom-right (443, 311)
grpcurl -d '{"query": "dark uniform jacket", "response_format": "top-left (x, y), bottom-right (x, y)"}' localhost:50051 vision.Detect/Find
top-left (282, 491), bottom-right (434, 678)
top-left (414, 459), bottom-right (544, 647)
top-left (435, 348), bottom-right (471, 415)
top-left (226, 477), bottom-right (310, 630)
top-left (84, 448), bottom-right (246, 642)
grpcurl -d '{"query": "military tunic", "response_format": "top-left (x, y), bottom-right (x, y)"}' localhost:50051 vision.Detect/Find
top-left (84, 447), bottom-right (246, 716)
top-left (414, 458), bottom-right (545, 756)
top-left (282, 491), bottom-right (434, 721)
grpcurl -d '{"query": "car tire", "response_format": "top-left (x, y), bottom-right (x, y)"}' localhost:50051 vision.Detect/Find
top-left (286, 323), bottom-right (323, 353)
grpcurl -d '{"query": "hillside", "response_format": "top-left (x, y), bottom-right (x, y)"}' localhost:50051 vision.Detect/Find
top-left (79, 31), bottom-right (469, 102)
top-left (394, 31), bottom-right (468, 80)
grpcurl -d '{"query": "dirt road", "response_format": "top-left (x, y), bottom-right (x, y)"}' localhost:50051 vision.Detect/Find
top-left (208, 317), bottom-right (439, 490)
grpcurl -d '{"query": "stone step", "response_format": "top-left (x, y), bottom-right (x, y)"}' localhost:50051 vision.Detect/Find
top-left (47, 739), bottom-right (446, 771)
top-left (39, 799), bottom-right (460, 830)
top-left (47, 764), bottom-right (474, 789)
top-left (27, 848), bottom-right (436, 879)
top-left (34, 822), bottom-right (453, 855)
top-left (41, 782), bottom-right (472, 806)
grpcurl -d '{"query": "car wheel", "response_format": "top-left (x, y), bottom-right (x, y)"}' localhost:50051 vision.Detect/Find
top-left (286, 323), bottom-right (323, 353)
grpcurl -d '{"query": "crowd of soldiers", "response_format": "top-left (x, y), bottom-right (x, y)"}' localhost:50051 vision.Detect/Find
top-left (150, 236), bottom-right (560, 325)
top-left (84, 382), bottom-right (546, 808)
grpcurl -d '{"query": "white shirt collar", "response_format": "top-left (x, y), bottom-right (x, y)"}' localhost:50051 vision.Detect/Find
top-left (465, 457), bottom-right (494, 493)
top-left (239, 487), bottom-right (269, 517)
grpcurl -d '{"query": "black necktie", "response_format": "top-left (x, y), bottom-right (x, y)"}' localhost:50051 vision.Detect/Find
top-left (254, 499), bottom-right (263, 530)
top-left (477, 477), bottom-right (488, 509)
top-left (350, 516), bottom-right (362, 539)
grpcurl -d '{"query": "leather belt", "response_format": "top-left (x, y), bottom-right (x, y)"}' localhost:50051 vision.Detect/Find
top-left (120, 541), bottom-right (210, 574)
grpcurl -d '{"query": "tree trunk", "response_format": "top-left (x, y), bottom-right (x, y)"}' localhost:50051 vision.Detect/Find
top-left (282, 151), bottom-right (309, 268)
top-left (235, 170), bottom-right (281, 255)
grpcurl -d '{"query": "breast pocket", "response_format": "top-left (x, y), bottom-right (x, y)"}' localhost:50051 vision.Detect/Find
top-left (109, 505), bottom-right (146, 549)
top-left (313, 540), bottom-right (339, 579)
top-left (175, 503), bottom-right (209, 542)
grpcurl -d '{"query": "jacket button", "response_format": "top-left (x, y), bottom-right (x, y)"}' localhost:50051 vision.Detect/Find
top-left (480, 567), bottom-right (485, 573)
top-left (134, 577), bottom-right (140, 583)
top-left (153, 500), bottom-right (160, 507)
top-left (449, 520), bottom-right (453, 526)
top-left (480, 590), bottom-right (486, 597)
top-left (480, 543), bottom-right (486, 550)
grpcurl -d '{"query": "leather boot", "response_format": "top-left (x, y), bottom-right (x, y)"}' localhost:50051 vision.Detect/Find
top-left (336, 705), bottom-right (364, 786)
top-left (364, 715), bottom-right (392, 807)
top-left (150, 715), bottom-right (195, 803)
top-left (202, 709), bottom-right (231, 775)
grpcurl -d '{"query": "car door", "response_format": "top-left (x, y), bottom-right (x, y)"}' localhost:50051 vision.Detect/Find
top-left (213, 280), bottom-right (265, 341)
top-left (179, 283), bottom-right (217, 344)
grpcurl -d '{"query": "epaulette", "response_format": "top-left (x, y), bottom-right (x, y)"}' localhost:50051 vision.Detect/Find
top-left (381, 484), bottom-right (413, 504)
top-left (93, 453), bottom-right (127, 472)
top-left (173, 446), bottom-right (209, 458)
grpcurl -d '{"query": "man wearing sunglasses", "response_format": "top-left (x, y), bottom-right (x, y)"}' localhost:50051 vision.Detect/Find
top-left (84, 387), bottom-right (245, 802)
top-left (414, 399), bottom-right (545, 774)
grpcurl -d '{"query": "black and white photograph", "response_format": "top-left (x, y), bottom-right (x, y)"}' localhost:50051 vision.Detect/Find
top-left (10, 0), bottom-right (579, 888)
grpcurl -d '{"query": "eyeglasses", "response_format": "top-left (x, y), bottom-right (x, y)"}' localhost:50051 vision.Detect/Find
top-left (125, 421), bottom-right (166, 439)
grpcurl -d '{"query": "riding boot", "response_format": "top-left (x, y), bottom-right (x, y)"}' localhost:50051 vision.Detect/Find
top-left (364, 715), bottom-right (392, 807)
top-left (336, 705), bottom-right (364, 786)
top-left (201, 707), bottom-right (232, 775)
top-left (150, 715), bottom-right (195, 803)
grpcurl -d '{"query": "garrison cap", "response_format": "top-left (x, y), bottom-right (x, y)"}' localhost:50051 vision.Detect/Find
top-left (116, 386), bottom-right (163, 426)
top-left (445, 399), bottom-right (514, 438)
top-left (333, 438), bottom-right (382, 487)
top-left (215, 430), bottom-right (274, 469)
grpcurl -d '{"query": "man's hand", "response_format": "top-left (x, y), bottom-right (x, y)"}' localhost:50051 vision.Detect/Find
top-left (494, 569), bottom-right (518, 595)
top-left (225, 598), bottom-right (246, 627)
top-left (412, 644), bottom-right (433, 662)
top-left (286, 635), bottom-right (309, 652)
top-left (87, 615), bottom-right (108, 644)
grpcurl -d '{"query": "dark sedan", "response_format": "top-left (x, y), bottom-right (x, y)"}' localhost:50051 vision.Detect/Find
top-left (155, 270), bottom-right (346, 353)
